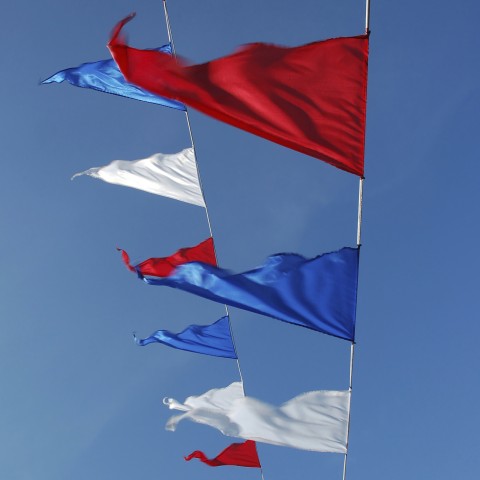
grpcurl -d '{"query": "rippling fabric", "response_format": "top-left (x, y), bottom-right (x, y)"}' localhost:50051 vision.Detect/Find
top-left (42, 44), bottom-right (186, 110)
top-left (119, 237), bottom-right (217, 276)
top-left (134, 316), bottom-right (237, 359)
top-left (185, 440), bottom-right (261, 467)
top-left (165, 382), bottom-right (350, 453)
top-left (124, 245), bottom-right (358, 341)
top-left (109, 14), bottom-right (368, 176)
top-left (72, 148), bottom-right (205, 207)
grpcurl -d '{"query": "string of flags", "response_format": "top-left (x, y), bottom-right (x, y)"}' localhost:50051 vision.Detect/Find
top-left (43, 2), bottom-right (370, 478)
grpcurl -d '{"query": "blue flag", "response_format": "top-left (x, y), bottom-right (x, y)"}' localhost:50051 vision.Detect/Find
top-left (128, 247), bottom-right (359, 341)
top-left (42, 45), bottom-right (186, 110)
top-left (133, 316), bottom-right (237, 359)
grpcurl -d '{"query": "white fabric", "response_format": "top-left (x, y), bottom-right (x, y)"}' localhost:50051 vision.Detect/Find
top-left (72, 148), bottom-right (205, 207)
top-left (164, 382), bottom-right (350, 453)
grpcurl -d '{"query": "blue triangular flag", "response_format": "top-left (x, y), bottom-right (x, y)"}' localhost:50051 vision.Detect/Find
top-left (42, 45), bottom-right (186, 110)
top-left (134, 316), bottom-right (237, 359)
top-left (127, 247), bottom-right (359, 342)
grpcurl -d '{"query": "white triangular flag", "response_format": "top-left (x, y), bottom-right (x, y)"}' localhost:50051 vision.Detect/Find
top-left (164, 382), bottom-right (350, 453)
top-left (73, 147), bottom-right (205, 207)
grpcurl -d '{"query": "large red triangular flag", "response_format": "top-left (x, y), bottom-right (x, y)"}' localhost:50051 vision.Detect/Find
top-left (185, 440), bottom-right (261, 468)
top-left (109, 14), bottom-right (369, 176)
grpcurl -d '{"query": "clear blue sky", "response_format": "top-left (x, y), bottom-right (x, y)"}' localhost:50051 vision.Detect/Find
top-left (1, 0), bottom-right (479, 479)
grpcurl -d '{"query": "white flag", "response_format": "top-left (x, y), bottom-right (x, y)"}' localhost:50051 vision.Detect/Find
top-left (164, 382), bottom-right (350, 453)
top-left (72, 148), bottom-right (205, 207)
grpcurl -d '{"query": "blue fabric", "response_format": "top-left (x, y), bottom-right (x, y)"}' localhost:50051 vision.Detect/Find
top-left (42, 45), bottom-right (186, 110)
top-left (134, 316), bottom-right (237, 359)
top-left (137, 247), bottom-right (359, 342)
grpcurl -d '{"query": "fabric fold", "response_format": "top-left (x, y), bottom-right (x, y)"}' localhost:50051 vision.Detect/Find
top-left (72, 148), bottom-right (205, 207)
top-left (185, 440), bottom-right (261, 467)
top-left (121, 242), bottom-right (358, 341)
top-left (134, 316), bottom-right (237, 359)
top-left (42, 43), bottom-right (186, 110)
top-left (165, 382), bottom-right (350, 453)
top-left (119, 237), bottom-right (217, 275)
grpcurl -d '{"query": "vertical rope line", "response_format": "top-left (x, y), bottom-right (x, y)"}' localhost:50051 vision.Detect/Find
top-left (343, 0), bottom-right (370, 469)
top-left (343, 174), bottom-right (365, 480)
top-left (161, 3), bottom-right (265, 475)
top-left (356, 178), bottom-right (364, 246)
top-left (343, 0), bottom-right (370, 463)
top-left (342, 341), bottom-right (355, 480)
top-left (161, 0), bottom-right (246, 389)
top-left (365, 0), bottom-right (371, 33)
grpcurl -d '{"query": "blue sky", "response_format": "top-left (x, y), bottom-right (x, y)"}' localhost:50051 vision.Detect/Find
top-left (1, 0), bottom-right (479, 479)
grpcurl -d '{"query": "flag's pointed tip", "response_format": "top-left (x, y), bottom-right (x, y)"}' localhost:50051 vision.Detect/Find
top-left (39, 74), bottom-right (54, 85)
top-left (118, 12), bottom-right (136, 26)
top-left (109, 12), bottom-right (137, 46)
top-left (39, 74), bottom-right (55, 85)
top-left (132, 332), bottom-right (141, 345)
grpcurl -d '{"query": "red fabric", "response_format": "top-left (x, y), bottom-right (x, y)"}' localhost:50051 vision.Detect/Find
top-left (119, 237), bottom-right (216, 277)
top-left (185, 440), bottom-right (261, 468)
top-left (109, 14), bottom-right (368, 176)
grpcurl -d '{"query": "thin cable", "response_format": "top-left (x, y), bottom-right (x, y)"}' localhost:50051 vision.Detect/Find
top-left (343, 0), bottom-right (369, 464)
top-left (342, 341), bottom-right (355, 480)
top-left (161, 5), bottom-right (267, 476)
top-left (161, 0), bottom-right (246, 388)
top-left (365, 0), bottom-right (371, 33)
top-left (344, 1), bottom-right (371, 475)
top-left (342, 180), bottom-right (364, 480)
top-left (356, 178), bottom-right (364, 246)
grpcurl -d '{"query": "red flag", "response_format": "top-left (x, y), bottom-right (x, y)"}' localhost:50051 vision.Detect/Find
top-left (118, 237), bottom-right (216, 276)
top-left (185, 440), bottom-right (261, 468)
top-left (109, 14), bottom-right (368, 176)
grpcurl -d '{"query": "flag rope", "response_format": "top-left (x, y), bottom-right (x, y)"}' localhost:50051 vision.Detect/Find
top-left (342, 178), bottom-right (364, 480)
top-left (158, 6), bottom-right (274, 480)
top-left (343, 0), bottom-right (371, 472)
top-left (365, 0), bottom-right (371, 33)
top-left (161, 2), bottom-right (264, 478)
top-left (161, 0), bottom-right (245, 387)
